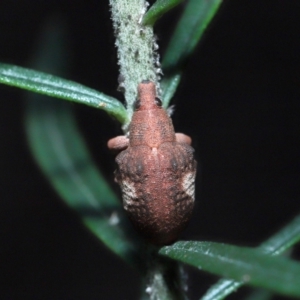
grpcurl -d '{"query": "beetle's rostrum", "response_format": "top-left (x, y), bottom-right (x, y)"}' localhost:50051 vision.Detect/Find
top-left (108, 81), bottom-right (197, 245)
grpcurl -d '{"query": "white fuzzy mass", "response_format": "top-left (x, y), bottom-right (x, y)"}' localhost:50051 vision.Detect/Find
top-left (109, 0), bottom-right (161, 121)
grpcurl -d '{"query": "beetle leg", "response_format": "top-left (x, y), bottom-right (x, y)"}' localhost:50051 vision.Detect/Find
top-left (175, 133), bottom-right (192, 145)
top-left (107, 135), bottom-right (129, 151)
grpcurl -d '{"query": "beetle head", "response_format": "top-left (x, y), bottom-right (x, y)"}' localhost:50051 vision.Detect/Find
top-left (134, 80), bottom-right (162, 111)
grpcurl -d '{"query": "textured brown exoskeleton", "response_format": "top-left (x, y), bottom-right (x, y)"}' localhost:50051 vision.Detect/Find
top-left (108, 80), bottom-right (197, 245)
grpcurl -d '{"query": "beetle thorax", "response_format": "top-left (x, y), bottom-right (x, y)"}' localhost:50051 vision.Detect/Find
top-left (129, 109), bottom-right (175, 148)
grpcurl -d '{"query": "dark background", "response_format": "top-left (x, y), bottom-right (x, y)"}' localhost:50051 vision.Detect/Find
top-left (0, 0), bottom-right (300, 299)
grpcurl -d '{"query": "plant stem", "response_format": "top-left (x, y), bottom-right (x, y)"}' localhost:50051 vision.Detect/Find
top-left (109, 2), bottom-right (186, 298)
top-left (109, 0), bottom-right (160, 125)
top-left (140, 245), bottom-right (188, 300)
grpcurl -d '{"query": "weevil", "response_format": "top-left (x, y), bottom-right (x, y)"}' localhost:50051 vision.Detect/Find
top-left (108, 80), bottom-right (197, 245)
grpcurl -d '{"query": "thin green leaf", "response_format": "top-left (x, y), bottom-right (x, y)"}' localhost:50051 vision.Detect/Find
top-left (161, 73), bottom-right (181, 108)
top-left (163, 0), bottom-right (222, 70)
top-left (259, 215), bottom-right (300, 255)
top-left (143, 0), bottom-right (184, 26)
top-left (23, 18), bottom-right (140, 267)
top-left (25, 97), bottom-right (140, 266)
top-left (161, 0), bottom-right (222, 107)
top-left (0, 63), bottom-right (128, 124)
top-left (160, 241), bottom-right (300, 298)
top-left (200, 214), bottom-right (300, 300)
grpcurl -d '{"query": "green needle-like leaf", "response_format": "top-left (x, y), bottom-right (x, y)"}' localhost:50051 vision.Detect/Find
top-left (163, 0), bottom-right (222, 70)
top-left (0, 63), bottom-right (128, 124)
top-left (25, 97), bottom-right (140, 266)
top-left (161, 73), bottom-right (181, 109)
top-left (161, 0), bottom-right (222, 107)
top-left (160, 241), bottom-right (300, 298)
top-left (143, 0), bottom-right (184, 26)
top-left (200, 214), bottom-right (300, 300)
top-left (23, 18), bottom-right (140, 267)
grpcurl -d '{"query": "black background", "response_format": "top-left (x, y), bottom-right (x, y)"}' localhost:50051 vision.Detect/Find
top-left (0, 0), bottom-right (300, 299)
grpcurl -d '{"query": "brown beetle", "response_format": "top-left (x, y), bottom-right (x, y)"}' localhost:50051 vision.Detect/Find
top-left (108, 80), bottom-right (197, 245)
